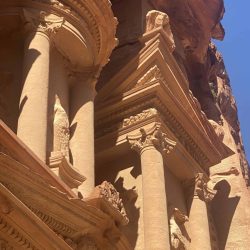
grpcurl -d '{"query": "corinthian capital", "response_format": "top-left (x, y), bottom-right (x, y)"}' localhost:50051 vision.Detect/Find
top-left (127, 122), bottom-right (176, 154)
top-left (195, 173), bottom-right (217, 202)
top-left (22, 9), bottom-right (64, 37)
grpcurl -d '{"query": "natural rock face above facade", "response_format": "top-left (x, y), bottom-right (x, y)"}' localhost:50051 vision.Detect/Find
top-left (0, 0), bottom-right (249, 249)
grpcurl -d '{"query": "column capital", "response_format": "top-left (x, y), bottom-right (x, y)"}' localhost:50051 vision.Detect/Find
top-left (127, 122), bottom-right (176, 154)
top-left (22, 8), bottom-right (64, 38)
top-left (184, 173), bottom-right (217, 202)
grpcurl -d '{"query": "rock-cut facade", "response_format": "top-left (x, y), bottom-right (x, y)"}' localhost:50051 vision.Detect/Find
top-left (0, 0), bottom-right (249, 249)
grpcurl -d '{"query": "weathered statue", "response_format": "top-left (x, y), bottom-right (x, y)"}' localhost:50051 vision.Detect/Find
top-left (53, 95), bottom-right (70, 159)
top-left (169, 206), bottom-right (189, 250)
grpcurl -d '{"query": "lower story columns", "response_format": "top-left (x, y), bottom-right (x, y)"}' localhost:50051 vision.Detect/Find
top-left (127, 123), bottom-right (176, 250)
top-left (185, 173), bottom-right (216, 250)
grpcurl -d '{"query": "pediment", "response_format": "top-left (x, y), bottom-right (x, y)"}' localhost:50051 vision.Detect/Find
top-left (96, 33), bottom-right (188, 105)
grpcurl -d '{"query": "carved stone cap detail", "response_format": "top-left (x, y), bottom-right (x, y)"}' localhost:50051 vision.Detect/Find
top-left (146, 10), bottom-right (175, 52)
top-left (127, 122), bottom-right (176, 154)
top-left (195, 173), bottom-right (217, 202)
top-left (22, 9), bottom-right (64, 37)
top-left (91, 181), bottom-right (128, 221)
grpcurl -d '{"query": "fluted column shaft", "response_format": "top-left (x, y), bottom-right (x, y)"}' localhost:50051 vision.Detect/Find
top-left (127, 123), bottom-right (176, 250)
top-left (18, 30), bottom-right (50, 161)
top-left (70, 79), bottom-right (96, 197)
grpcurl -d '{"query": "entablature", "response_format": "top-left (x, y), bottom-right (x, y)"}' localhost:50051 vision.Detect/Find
top-left (95, 20), bottom-right (233, 173)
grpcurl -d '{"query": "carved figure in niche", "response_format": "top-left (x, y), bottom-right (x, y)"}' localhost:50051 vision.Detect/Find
top-left (169, 205), bottom-right (189, 250)
top-left (53, 95), bottom-right (70, 159)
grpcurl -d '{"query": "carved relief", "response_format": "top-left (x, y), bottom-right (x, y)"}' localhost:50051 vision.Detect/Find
top-left (195, 174), bottom-right (217, 202)
top-left (169, 206), bottom-right (189, 250)
top-left (122, 108), bottom-right (157, 127)
top-left (22, 9), bottom-right (64, 37)
top-left (0, 216), bottom-right (38, 250)
top-left (91, 181), bottom-right (128, 221)
top-left (135, 66), bottom-right (165, 89)
top-left (146, 10), bottom-right (175, 51)
top-left (53, 95), bottom-right (70, 160)
top-left (127, 122), bottom-right (176, 154)
top-left (0, 239), bottom-right (13, 250)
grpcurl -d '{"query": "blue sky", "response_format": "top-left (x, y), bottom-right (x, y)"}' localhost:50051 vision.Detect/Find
top-left (215, 0), bottom-right (250, 160)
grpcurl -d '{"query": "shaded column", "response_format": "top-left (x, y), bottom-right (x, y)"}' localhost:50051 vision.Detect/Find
top-left (70, 75), bottom-right (96, 197)
top-left (17, 10), bottom-right (63, 161)
top-left (127, 122), bottom-right (176, 250)
top-left (185, 173), bottom-right (216, 250)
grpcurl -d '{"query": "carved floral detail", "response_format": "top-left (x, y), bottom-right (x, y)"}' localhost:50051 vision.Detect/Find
top-left (122, 108), bottom-right (157, 127)
top-left (127, 122), bottom-right (176, 154)
top-left (92, 181), bottom-right (127, 220)
top-left (169, 205), bottom-right (189, 250)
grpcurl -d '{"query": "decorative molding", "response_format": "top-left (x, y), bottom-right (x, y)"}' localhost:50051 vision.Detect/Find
top-left (22, 8), bottom-right (64, 37)
top-left (122, 108), bottom-right (157, 128)
top-left (49, 153), bottom-right (86, 189)
top-left (0, 216), bottom-right (38, 250)
top-left (0, 238), bottom-right (13, 250)
top-left (91, 181), bottom-right (128, 222)
top-left (169, 205), bottom-right (189, 250)
top-left (145, 10), bottom-right (175, 52)
top-left (127, 122), bottom-right (176, 154)
top-left (28, 206), bottom-right (77, 237)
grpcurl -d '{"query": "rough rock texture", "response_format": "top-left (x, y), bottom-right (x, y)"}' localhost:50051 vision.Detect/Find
top-left (151, 0), bottom-right (249, 184)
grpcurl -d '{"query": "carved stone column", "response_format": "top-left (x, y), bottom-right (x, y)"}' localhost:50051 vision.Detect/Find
top-left (185, 173), bottom-right (216, 250)
top-left (17, 10), bottom-right (63, 161)
top-left (70, 74), bottom-right (97, 197)
top-left (127, 123), bottom-right (176, 250)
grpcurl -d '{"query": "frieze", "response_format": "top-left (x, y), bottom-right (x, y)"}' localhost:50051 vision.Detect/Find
top-left (95, 97), bottom-right (210, 168)
top-left (122, 108), bottom-right (157, 128)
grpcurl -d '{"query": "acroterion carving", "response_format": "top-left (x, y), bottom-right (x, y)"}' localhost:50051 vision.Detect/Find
top-left (195, 173), bottom-right (217, 202)
top-left (91, 181), bottom-right (128, 221)
top-left (146, 10), bottom-right (175, 51)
